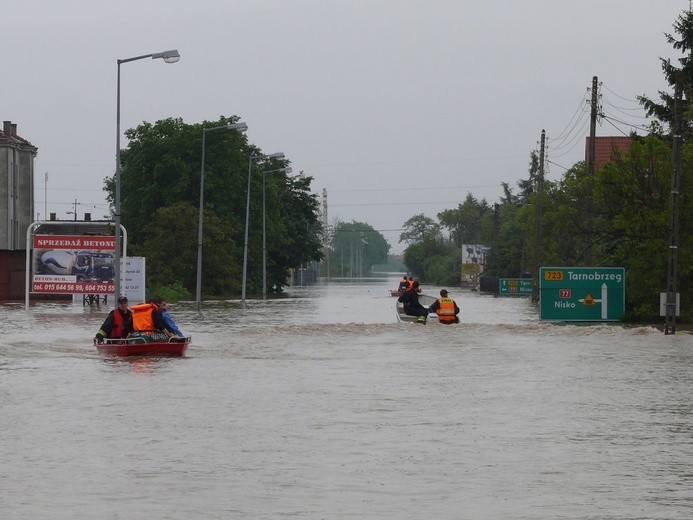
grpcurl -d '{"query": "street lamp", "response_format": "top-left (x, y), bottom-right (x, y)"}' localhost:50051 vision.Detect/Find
top-left (241, 152), bottom-right (285, 306)
top-left (115, 49), bottom-right (180, 305)
top-left (196, 121), bottom-right (248, 313)
top-left (262, 165), bottom-right (292, 299)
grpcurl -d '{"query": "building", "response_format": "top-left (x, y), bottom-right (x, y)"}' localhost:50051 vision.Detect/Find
top-left (0, 121), bottom-right (38, 300)
top-left (585, 136), bottom-right (632, 170)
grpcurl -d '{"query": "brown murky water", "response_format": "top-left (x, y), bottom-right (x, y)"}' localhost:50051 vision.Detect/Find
top-left (2, 276), bottom-right (692, 519)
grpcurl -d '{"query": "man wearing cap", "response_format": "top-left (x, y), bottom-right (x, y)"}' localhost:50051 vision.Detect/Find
top-left (429, 289), bottom-right (460, 324)
top-left (94, 296), bottom-right (134, 344)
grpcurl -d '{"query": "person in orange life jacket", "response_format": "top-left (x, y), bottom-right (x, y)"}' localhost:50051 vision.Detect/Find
top-left (429, 289), bottom-right (460, 324)
top-left (94, 296), bottom-right (133, 344)
top-left (398, 280), bottom-right (429, 321)
top-left (397, 275), bottom-right (409, 292)
top-left (406, 277), bottom-right (415, 290)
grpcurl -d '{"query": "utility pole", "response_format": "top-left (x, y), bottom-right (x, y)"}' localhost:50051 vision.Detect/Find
top-left (322, 188), bottom-right (329, 280)
top-left (586, 75), bottom-right (599, 265)
top-left (665, 72), bottom-right (683, 335)
top-left (533, 129), bottom-right (545, 303)
top-left (44, 172), bottom-right (48, 222)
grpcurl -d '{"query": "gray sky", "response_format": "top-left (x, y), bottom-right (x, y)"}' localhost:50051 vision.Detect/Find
top-left (5, 0), bottom-right (687, 253)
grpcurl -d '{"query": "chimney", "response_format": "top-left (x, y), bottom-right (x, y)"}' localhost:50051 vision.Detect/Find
top-left (84, 213), bottom-right (91, 221)
top-left (50, 213), bottom-right (56, 221)
top-left (10, 123), bottom-right (17, 136)
top-left (3, 121), bottom-right (11, 136)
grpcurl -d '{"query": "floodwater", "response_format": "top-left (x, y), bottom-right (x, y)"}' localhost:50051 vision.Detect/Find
top-left (1, 275), bottom-right (692, 519)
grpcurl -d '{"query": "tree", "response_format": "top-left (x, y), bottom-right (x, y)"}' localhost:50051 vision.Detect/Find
top-left (437, 193), bottom-right (490, 246)
top-left (329, 221), bottom-right (389, 277)
top-left (398, 214), bottom-right (441, 245)
top-left (638, 7), bottom-right (693, 136)
top-left (143, 201), bottom-right (241, 295)
top-left (590, 135), bottom-right (693, 320)
top-left (264, 172), bottom-right (324, 292)
top-left (106, 116), bottom-right (322, 296)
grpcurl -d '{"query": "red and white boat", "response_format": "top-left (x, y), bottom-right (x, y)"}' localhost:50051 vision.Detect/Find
top-left (96, 336), bottom-right (191, 357)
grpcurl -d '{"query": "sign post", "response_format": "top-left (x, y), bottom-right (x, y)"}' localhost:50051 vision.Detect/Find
top-left (539, 267), bottom-right (625, 322)
top-left (499, 278), bottom-right (533, 296)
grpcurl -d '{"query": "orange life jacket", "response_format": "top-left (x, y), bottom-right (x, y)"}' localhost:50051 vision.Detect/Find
top-left (436, 298), bottom-right (457, 323)
top-left (111, 309), bottom-right (125, 338)
top-left (407, 280), bottom-right (414, 290)
top-left (130, 303), bottom-right (158, 331)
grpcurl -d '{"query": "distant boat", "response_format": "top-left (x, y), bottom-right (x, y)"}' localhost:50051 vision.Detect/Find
top-left (391, 286), bottom-right (422, 297)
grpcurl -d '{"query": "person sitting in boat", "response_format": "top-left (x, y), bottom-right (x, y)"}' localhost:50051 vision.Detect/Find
top-left (128, 298), bottom-right (183, 341)
top-left (94, 296), bottom-right (133, 344)
top-left (429, 289), bottom-right (460, 324)
top-left (160, 300), bottom-right (184, 338)
top-left (397, 275), bottom-right (409, 292)
top-left (398, 280), bottom-right (429, 323)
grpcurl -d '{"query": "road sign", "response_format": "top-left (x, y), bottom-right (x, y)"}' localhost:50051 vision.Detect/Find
top-left (540, 267), bottom-right (625, 321)
top-left (499, 278), bottom-right (533, 296)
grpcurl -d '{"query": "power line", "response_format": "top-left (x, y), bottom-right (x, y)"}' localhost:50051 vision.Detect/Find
top-left (330, 184), bottom-right (500, 193)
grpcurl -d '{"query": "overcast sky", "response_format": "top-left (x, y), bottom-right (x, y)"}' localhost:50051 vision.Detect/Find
top-left (4, 0), bottom-right (688, 253)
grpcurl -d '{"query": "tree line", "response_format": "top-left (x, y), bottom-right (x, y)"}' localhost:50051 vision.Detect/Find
top-left (105, 116), bottom-right (323, 299)
top-left (385, 7), bottom-right (693, 322)
top-left (108, 7), bottom-right (693, 322)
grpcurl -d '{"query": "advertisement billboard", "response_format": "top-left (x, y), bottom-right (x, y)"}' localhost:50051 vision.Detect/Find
top-left (32, 235), bottom-right (115, 294)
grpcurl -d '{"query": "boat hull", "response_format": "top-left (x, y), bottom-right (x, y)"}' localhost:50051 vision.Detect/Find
top-left (396, 293), bottom-right (438, 323)
top-left (97, 337), bottom-right (190, 357)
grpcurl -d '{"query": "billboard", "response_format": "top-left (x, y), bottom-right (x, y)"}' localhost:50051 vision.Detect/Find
top-left (32, 235), bottom-right (115, 294)
top-left (461, 244), bottom-right (491, 288)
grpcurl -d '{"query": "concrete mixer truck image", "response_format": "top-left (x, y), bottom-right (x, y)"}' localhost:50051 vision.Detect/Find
top-left (35, 249), bottom-right (115, 283)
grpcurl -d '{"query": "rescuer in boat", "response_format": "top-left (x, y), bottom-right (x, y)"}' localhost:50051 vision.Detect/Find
top-left (428, 289), bottom-right (460, 324)
top-left (397, 275), bottom-right (409, 293)
top-left (94, 296), bottom-right (134, 344)
top-left (398, 280), bottom-right (429, 323)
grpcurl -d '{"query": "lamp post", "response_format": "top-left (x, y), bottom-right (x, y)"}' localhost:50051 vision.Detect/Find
top-left (196, 121), bottom-right (248, 313)
top-left (115, 49), bottom-right (180, 305)
top-left (241, 152), bottom-right (285, 306)
top-left (262, 165), bottom-right (292, 299)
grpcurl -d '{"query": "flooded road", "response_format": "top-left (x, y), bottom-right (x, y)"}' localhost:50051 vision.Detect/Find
top-left (2, 276), bottom-right (692, 519)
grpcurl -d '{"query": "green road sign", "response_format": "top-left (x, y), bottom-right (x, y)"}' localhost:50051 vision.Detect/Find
top-left (540, 267), bottom-right (625, 321)
top-left (499, 278), bottom-right (533, 296)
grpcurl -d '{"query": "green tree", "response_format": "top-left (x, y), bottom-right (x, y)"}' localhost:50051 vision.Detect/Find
top-left (264, 172), bottom-right (324, 292)
top-left (591, 135), bottom-right (693, 320)
top-left (484, 152), bottom-right (541, 278)
top-left (329, 221), bottom-right (389, 277)
top-left (399, 214), bottom-right (441, 245)
top-left (402, 235), bottom-right (457, 283)
top-left (143, 201), bottom-right (241, 295)
top-left (437, 193), bottom-right (490, 246)
top-left (106, 116), bottom-right (322, 296)
top-left (638, 7), bottom-right (693, 136)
